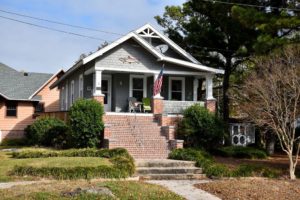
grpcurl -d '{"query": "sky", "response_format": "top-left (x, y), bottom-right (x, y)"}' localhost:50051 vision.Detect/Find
top-left (0, 0), bottom-right (185, 73)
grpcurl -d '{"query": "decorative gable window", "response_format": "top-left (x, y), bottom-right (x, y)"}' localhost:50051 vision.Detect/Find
top-left (6, 101), bottom-right (17, 117)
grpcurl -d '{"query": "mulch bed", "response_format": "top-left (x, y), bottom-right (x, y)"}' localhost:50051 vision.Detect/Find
top-left (195, 178), bottom-right (300, 200)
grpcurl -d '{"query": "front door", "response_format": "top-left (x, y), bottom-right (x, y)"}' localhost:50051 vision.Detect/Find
top-left (102, 76), bottom-right (111, 112)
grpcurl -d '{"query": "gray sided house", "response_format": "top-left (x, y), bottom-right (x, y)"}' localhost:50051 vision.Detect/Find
top-left (52, 24), bottom-right (224, 114)
top-left (50, 24), bottom-right (225, 159)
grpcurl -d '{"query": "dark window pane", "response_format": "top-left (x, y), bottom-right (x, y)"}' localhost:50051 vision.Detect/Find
top-left (171, 80), bottom-right (182, 91)
top-left (103, 92), bottom-right (108, 104)
top-left (102, 80), bottom-right (108, 92)
top-left (133, 90), bottom-right (143, 101)
top-left (6, 101), bottom-right (17, 117)
top-left (171, 92), bottom-right (182, 101)
top-left (133, 78), bottom-right (143, 90)
top-left (35, 103), bottom-right (44, 113)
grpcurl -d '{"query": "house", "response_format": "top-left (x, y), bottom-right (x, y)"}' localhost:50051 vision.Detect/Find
top-left (51, 24), bottom-right (224, 158)
top-left (0, 63), bottom-right (63, 142)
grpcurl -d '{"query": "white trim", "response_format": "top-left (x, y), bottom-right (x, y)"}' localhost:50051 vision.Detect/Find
top-left (129, 74), bottom-right (147, 98)
top-left (70, 80), bottom-right (75, 105)
top-left (162, 57), bottom-right (224, 74)
top-left (93, 69), bottom-right (103, 96)
top-left (65, 81), bottom-right (68, 110)
top-left (106, 112), bottom-right (154, 116)
top-left (206, 74), bottom-right (215, 100)
top-left (79, 74), bottom-right (83, 98)
top-left (95, 67), bottom-right (208, 76)
top-left (29, 69), bottom-right (63, 99)
top-left (61, 86), bottom-right (65, 110)
top-left (135, 24), bottom-right (200, 64)
top-left (168, 77), bottom-right (185, 101)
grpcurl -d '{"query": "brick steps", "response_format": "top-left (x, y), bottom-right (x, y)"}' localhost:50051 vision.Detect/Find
top-left (103, 115), bottom-right (171, 159)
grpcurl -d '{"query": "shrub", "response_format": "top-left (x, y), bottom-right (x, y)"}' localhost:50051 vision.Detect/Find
top-left (232, 164), bottom-right (280, 178)
top-left (25, 117), bottom-right (68, 147)
top-left (214, 146), bottom-right (267, 159)
top-left (0, 138), bottom-right (28, 146)
top-left (204, 163), bottom-right (231, 177)
top-left (10, 148), bottom-right (135, 180)
top-left (68, 99), bottom-right (104, 148)
top-left (177, 104), bottom-right (225, 150)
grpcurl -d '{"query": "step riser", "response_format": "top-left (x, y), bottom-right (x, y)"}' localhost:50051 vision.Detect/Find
top-left (136, 168), bottom-right (203, 174)
top-left (139, 174), bottom-right (206, 180)
top-left (136, 162), bottom-right (196, 168)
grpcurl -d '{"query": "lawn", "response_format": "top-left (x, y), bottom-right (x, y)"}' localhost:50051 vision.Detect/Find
top-left (0, 180), bottom-right (184, 200)
top-left (0, 151), bottom-right (111, 182)
top-left (195, 178), bottom-right (300, 200)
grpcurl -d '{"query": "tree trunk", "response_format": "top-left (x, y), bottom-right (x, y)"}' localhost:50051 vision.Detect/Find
top-left (288, 154), bottom-right (296, 180)
top-left (222, 65), bottom-right (230, 123)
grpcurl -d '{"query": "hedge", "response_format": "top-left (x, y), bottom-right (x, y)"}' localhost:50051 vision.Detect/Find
top-left (10, 148), bottom-right (135, 180)
top-left (169, 148), bottom-right (278, 178)
top-left (213, 146), bottom-right (268, 159)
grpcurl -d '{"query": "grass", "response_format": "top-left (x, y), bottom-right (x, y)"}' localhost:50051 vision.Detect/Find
top-left (0, 151), bottom-right (111, 182)
top-left (0, 180), bottom-right (184, 200)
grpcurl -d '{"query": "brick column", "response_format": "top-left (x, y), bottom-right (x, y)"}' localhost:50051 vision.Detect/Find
top-left (205, 99), bottom-right (217, 113)
top-left (152, 97), bottom-right (164, 114)
top-left (93, 95), bottom-right (105, 104)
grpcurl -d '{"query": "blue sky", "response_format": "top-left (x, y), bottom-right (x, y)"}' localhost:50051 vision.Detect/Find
top-left (0, 0), bottom-right (185, 73)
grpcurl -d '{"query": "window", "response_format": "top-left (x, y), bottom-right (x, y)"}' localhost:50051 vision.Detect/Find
top-left (6, 101), bottom-right (17, 117)
top-left (169, 77), bottom-right (185, 101)
top-left (70, 80), bottom-right (75, 105)
top-left (61, 86), bottom-right (65, 110)
top-left (79, 75), bottom-right (83, 98)
top-left (130, 75), bottom-right (146, 102)
top-left (35, 102), bottom-right (44, 113)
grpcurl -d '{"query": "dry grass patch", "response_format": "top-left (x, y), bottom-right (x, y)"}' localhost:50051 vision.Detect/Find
top-left (195, 178), bottom-right (300, 200)
top-left (0, 180), bottom-right (184, 200)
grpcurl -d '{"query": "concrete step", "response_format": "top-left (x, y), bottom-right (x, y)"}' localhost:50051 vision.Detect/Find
top-left (136, 167), bottom-right (203, 175)
top-left (139, 174), bottom-right (206, 180)
top-left (135, 159), bottom-right (196, 168)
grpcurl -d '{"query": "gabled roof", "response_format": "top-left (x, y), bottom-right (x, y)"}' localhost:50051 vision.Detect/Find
top-left (52, 24), bottom-right (224, 88)
top-left (0, 63), bottom-right (56, 101)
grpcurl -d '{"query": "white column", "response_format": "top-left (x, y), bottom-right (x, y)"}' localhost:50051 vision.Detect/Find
top-left (193, 78), bottom-right (199, 101)
top-left (153, 73), bottom-right (163, 99)
top-left (205, 74), bottom-right (214, 100)
top-left (93, 69), bottom-right (103, 96)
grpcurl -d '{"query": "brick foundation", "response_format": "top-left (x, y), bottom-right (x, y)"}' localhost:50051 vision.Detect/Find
top-left (152, 97), bottom-right (163, 114)
top-left (205, 99), bottom-right (217, 113)
top-left (93, 95), bottom-right (105, 104)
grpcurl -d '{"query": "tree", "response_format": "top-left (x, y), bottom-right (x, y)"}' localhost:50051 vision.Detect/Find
top-left (155, 0), bottom-right (300, 122)
top-left (235, 45), bottom-right (300, 179)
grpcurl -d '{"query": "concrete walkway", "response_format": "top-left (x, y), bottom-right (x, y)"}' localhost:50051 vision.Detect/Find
top-left (0, 181), bottom-right (46, 189)
top-left (147, 180), bottom-right (221, 200)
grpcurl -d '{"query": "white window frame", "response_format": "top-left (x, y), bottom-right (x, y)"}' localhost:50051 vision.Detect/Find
top-left (79, 74), bottom-right (83, 98)
top-left (61, 86), bottom-right (65, 110)
top-left (65, 82), bottom-right (68, 109)
top-left (168, 77), bottom-right (185, 101)
top-left (70, 80), bottom-right (75, 105)
top-left (129, 74), bottom-right (147, 98)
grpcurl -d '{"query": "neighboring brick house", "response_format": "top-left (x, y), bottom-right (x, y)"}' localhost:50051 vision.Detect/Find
top-left (51, 24), bottom-right (224, 158)
top-left (0, 63), bottom-right (63, 142)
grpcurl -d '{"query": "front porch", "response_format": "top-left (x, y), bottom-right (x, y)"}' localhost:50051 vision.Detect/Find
top-left (86, 69), bottom-right (216, 114)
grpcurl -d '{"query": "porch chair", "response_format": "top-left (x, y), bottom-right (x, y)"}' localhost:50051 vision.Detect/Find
top-left (142, 98), bottom-right (151, 113)
top-left (128, 97), bottom-right (141, 113)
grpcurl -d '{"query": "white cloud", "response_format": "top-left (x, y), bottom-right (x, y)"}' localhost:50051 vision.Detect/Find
top-left (0, 0), bottom-right (185, 73)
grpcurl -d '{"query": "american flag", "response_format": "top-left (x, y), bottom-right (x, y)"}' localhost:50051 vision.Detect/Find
top-left (153, 65), bottom-right (164, 96)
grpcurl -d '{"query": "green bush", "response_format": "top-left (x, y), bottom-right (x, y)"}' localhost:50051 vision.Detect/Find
top-left (0, 138), bottom-right (29, 146)
top-left (214, 146), bottom-right (267, 159)
top-left (177, 104), bottom-right (225, 150)
top-left (12, 148), bottom-right (129, 159)
top-left (68, 99), bottom-right (104, 148)
top-left (25, 117), bottom-right (68, 147)
top-left (10, 148), bottom-right (135, 180)
top-left (169, 148), bottom-right (277, 178)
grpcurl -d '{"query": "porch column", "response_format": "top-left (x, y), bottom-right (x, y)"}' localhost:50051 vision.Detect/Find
top-left (93, 69), bottom-right (105, 104)
top-left (152, 73), bottom-right (164, 114)
top-left (205, 74), bottom-right (216, 113)
top-left (193, 78), bottom-right (199, 101)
